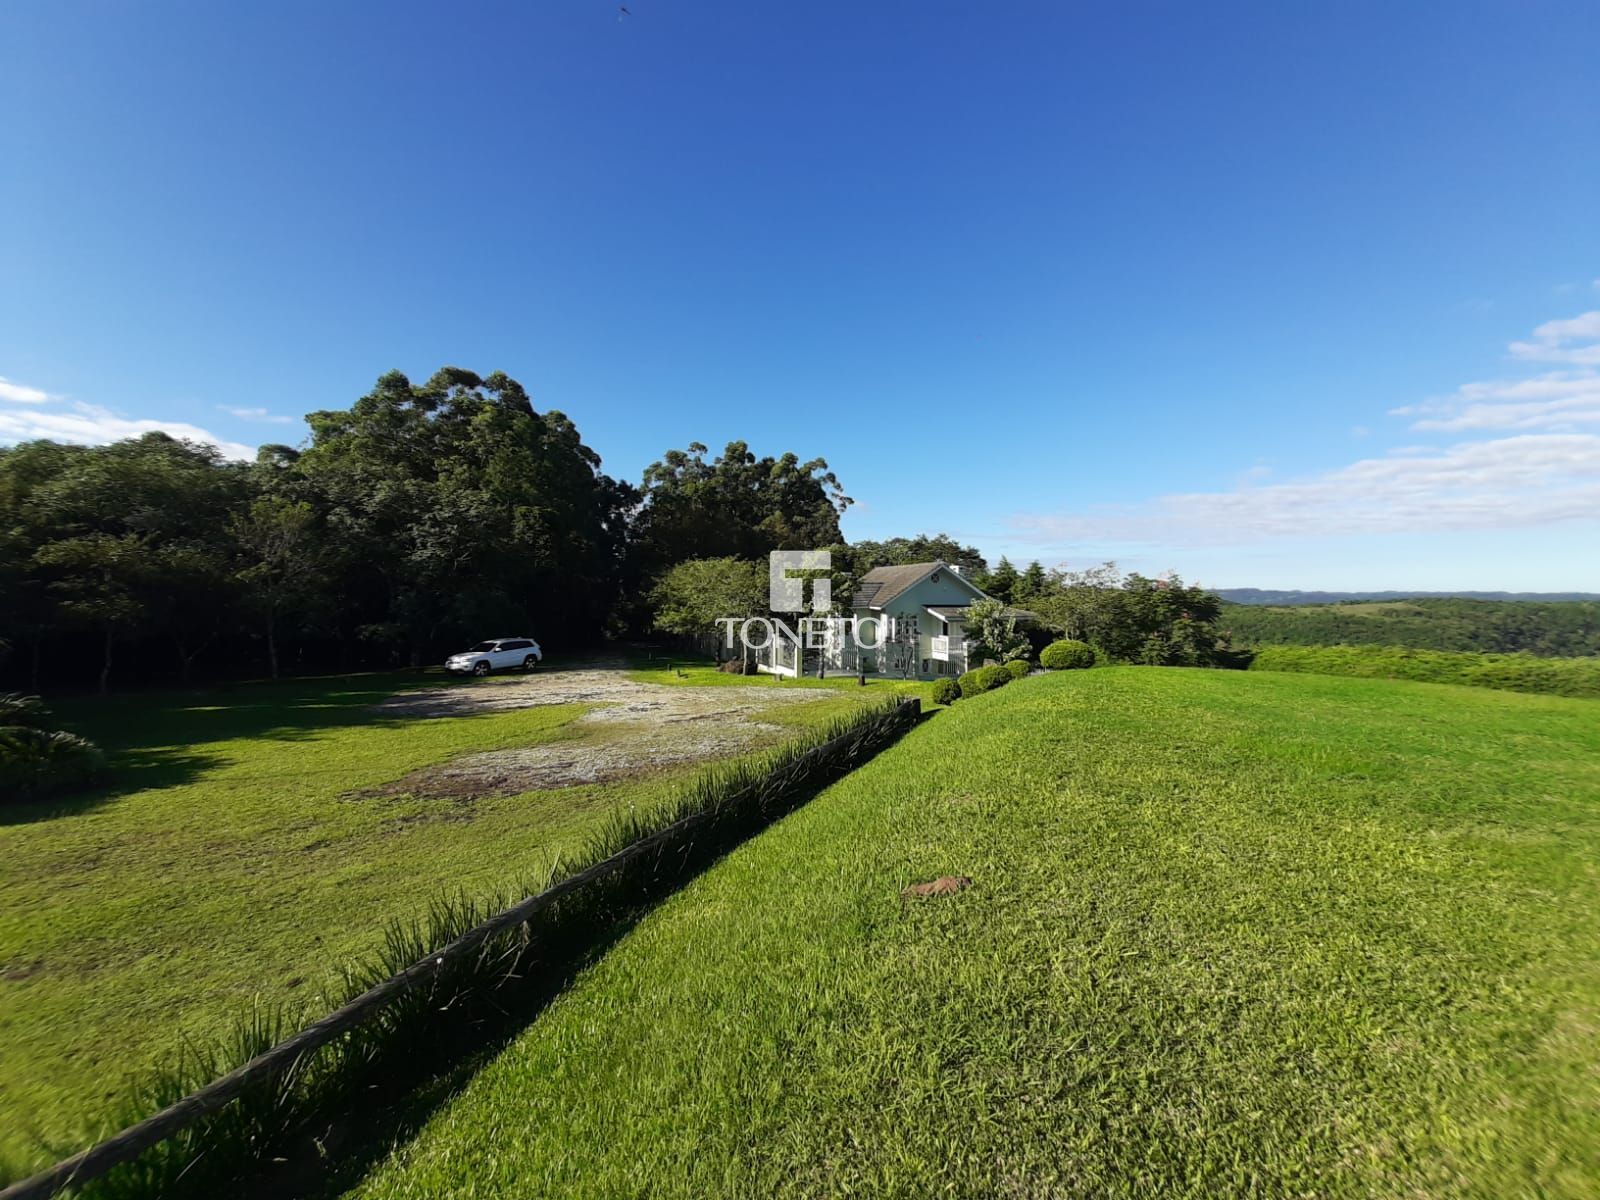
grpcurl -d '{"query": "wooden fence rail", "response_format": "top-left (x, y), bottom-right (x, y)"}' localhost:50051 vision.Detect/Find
top-left (1, 697), bottom-right (919, 1200)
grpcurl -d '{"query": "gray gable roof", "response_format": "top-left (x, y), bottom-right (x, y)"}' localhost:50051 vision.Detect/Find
top-left (852, 561), bottom-right (989, 610)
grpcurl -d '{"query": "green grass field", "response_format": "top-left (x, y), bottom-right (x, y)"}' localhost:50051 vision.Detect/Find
top-left (0, 664), bottom-right (893, 1180)
top-left (350, 668), bottom-right (1600, 1199)
top-left (1248, 642), bottom-right (1600, 697)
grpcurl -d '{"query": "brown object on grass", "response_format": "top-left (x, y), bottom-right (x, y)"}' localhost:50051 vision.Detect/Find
top-left (901, 875), bottom-right (973, 899)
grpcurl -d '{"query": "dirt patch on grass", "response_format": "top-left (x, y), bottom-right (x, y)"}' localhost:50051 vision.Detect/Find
top-left (363, 664), bottom-right (823, 800)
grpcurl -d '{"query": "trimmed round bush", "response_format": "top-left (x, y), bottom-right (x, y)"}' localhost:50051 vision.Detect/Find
top-left (931, 677), bottom-right (961, 706)
top-left (0, 726), bottom-right (106, 802)
top-left (1003, 658), bottom-right (1031, 680)
top-left (1040, 639), bottom-right (1095, 670)
top-left (958, 663), bottom-right (1013, 699)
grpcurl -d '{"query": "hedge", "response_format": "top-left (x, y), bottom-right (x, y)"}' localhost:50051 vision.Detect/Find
top-left (1246, 644), bottom-right (1600, 699)
top-left (958, 664), bottom-right (1012, 698)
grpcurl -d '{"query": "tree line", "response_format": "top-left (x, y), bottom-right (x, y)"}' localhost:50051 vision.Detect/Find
top-left (0, 368), bottom-right (850, 693)
top-left (1220, 597), bottom-right (1600, 658)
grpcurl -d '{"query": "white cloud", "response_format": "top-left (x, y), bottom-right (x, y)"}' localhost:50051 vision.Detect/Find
top-left (1388, 311), bottom-right (1600, 432)
top-left (0, 401), bottom-right (256, 461)
top-left (1508, 309), bottom-right (1600, 366)
top-left (1395, 373), bottom-right (1600, 433)
top-left (0, 372), bottom-right (261, 459)
top-left (1012, 435), bottom-right (1600, 547)
top-left (1013, 306), bottom-right (1600, 551)
top-left (0, 376), bottom-right (53, 405)
top-left (218, 405), bottom-right (294, 424)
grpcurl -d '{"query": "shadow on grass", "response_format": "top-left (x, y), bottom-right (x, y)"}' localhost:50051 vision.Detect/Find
top-left (239, 925), bottom-right (635, 1200)
top-left (4, 659), bottom-right (614, 824)
top-left (0, 747), bottom-right (228, 827)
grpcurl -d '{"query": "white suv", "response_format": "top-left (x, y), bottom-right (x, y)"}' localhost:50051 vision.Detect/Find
top-left (445, 638), bottom-right (542, 677)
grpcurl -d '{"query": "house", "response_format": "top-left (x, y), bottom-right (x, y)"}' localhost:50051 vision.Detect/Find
top-left (844, 560), bottom-right (996, 678)
top-left (747, 559), bottom-right (1029, 681)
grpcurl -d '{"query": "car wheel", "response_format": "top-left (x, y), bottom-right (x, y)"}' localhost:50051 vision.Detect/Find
top-left (523, 655), bottom-right (538, 672)
top-left (472, 660), bottom-right (491, 677)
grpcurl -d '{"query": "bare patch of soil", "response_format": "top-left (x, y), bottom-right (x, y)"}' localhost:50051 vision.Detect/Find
top-left (364, 664), bottom-right (823, 800)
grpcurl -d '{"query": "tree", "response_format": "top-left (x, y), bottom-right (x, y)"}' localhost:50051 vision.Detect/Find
top-left (962, 597), bottom-right (1030, 665)
top-left (1016, 560), bottom-right (1048, 602)
top-left (633, 441), bottom-right (850, 572)
top-left (148, 542), bottom-right (234, 683)
top-left (838, 534), bottom-right (987, 578)
top-left (297, 368), bottom-right (633, 664)
top-left (1029, 562), bottom-right (1123, 647)
top-left (32, 533), bottom-right (150, 694)
top-left (978, 556), bottom-right (1019, 603)
top-left (230, 497), bottom-right (325, 680)
top-left (648, 557), bottom-right (769, 665)
top-left (6, 434), bottom-right (247, 691)
top-left (1121, 573), bottom-right (1224, 666)
top-left (1029, 563), bottom-right (1225, 665)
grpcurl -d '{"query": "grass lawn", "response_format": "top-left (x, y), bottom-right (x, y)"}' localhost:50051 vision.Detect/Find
top-left (0, 663), bottom-right (881, 1180)
top-left (349, 667), bottom-right (1600, 1199)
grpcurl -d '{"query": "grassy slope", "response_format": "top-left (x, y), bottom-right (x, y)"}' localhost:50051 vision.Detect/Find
top-left (1249, 642), bottom-right (1600, 698)
top-left (0, 669), bottom-right (877, 1177)
top-left (352, 668), bottom-right (1600, 1199)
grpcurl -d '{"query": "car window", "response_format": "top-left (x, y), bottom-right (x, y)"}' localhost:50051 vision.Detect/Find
top-left (502, 640), bottom-right (530, 650)
top-left (470, 642), bottom-right (496, 652)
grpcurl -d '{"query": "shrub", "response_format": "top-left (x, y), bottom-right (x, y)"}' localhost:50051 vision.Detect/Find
top-left (958, 664), bottom-right (1012, 699)
top-left (0, 692), bottom-right (51, 729)
top-left (963, 598), bottom-right (1030, 665)
top-left (1040, 639), bottom-right (1095, 670)
top-left (1003, 658), bottom-right (1031, 680)
top-left (982, 664), bottom-right (1012, 689)
top-left (931, 677), bottom-right (961, 706)
top-left (0, 726), bottom-right (106, 802)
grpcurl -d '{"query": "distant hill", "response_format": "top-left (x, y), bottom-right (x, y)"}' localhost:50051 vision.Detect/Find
top-left (1218, 596), bottom-right (1600, 658)
top-left (1217, 589), bottom-right (1600, 605)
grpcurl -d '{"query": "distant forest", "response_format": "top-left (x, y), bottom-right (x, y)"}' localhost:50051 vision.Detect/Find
top-left (1218, 589), bottom-right (1600, 605)
top-left (1221, 599), bottom-right (1600, 658)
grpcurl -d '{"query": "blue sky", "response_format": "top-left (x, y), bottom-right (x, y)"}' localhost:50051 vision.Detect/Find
top-left (4, 1), bottom-right (1598, 589)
